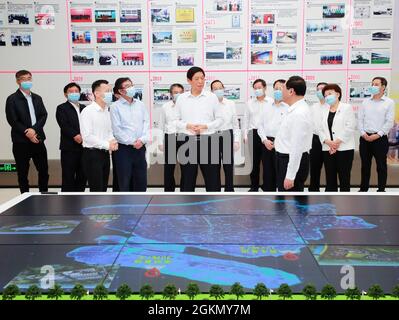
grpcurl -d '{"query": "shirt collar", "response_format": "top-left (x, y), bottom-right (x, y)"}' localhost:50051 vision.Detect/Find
top-left (287, 98), bottom-right (305, 113)
top-left (119, 96), bottom-right (136, 106)
top-left (93, 101), bottom-right (107, 112)
top-left (20, 89), bottom-right (31, 98)
top-left (188, 89), bottom-right (207, 98)
top-left (69, 101), bottom-right (80, 109)
top-left (371, 95), bottom-right (387, 102)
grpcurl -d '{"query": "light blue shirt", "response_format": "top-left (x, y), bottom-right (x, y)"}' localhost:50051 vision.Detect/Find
top-left (21, 89), bottom-right (36, 126)
top-left (110, 97), bottom-right (150, 145)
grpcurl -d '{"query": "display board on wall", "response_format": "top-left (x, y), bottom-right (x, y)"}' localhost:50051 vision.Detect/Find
top-left (0, 0), bottom-right (397, 161)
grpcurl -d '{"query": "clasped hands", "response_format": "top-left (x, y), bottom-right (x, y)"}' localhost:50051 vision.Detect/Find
top-left (25, 128), bottom-right (39, 144)
top-left (325, 139), bottom-right (342, 155)
top-left (186, 124), bottom-right (208, 135)
top-left (362, 133), bottom-right (380, 142)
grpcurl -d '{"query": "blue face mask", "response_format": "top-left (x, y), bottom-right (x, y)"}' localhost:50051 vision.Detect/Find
top-left (325, 94), bottom-right (337, 106)
top-left (316, 90), bottom-right (324, 101)
top-left (274, 90), bottom-right (283, 101)
top-left (369, 86), bottom-right (380, 95)
top-left (21, 81), bottom-right (33, 90)
top-left (67, 92), bottom-right (80, 103)
top-left (214, 89), bottom-right (224, 99)
top-left (125, 86), bottom-right (136, 98)
top-left (173, 93), bottom-right (181, 102)
top-left (254, 89), bottom-right (264, 97)
top-left (103, 92), bottom-right (113, 104)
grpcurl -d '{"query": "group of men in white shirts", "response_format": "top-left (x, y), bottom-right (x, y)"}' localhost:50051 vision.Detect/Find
top-left (7, 67), bottom-right (395, 193)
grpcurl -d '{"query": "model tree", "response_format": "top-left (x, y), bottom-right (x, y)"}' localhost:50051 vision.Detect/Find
top-left (320, 284), bottom-right (337, 300)
top-left (70, 283), bottom-right (86, 300)
top-left (253, 283), bottom-right (269, 300)
top-left (25, 285), bottom-right (42, 300)
top-left (367, 284), bottom-right (385, 300)
top-left (93, 284), bottom-right (108, 300)
top-left (345, 287), bottom-right (361, 300)
top-left (230, 282), bottom-right (245, 300)
top-left (116, 283), bottom-right (132, 300)
top-left (186, 283), bottom-right (200, 300)
top-left (302, 284), bottom-right (317, 300)
top-left (139, 284), bottom-right (154, 300)
top-left (392, 285), bottom-right (399, 299)
top-left (209, 285), bottom-right (225, 300)
top-left (2, 284), bottom-right (20, 300)
top-left (277, 283), bottom-right (292, 300)
top-left (47, 284), bottom-right (64, 300)
top-left (163, 284), bottom-right (178, 300)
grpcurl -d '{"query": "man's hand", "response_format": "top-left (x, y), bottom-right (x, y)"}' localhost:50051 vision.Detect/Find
top-left (195, 124), bottom-right (208, 134)
top-left (133, 139), bottom-right (144, 149)
top-left (73, 134), bottom-right (83, 144)
top-left (263, 139), bottom-right (274, 151)
top-left (284, 178), bottom-right (294, 190)
top-left (158, 144), bottom-right (164, 152)
top-left (233, 142), bottom-right (240, 152)
top-left (369, 134), bottom-right (381, 142)
top-left (30, 134), bottom-right (40, 144)
top-left (25, 128), bottom-right (36, 139)
top-left (331, 139), bottom-right (342, 150)
top-left (362, 134), bottom-right (371, 142)
top-left (109, 139), bottom-right (118, 151)
top-left (186, 124), bottom-right (197, 135)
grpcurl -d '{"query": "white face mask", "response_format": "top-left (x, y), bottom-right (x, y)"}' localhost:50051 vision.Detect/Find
top-left (172, 93), bottom-right (181, 102)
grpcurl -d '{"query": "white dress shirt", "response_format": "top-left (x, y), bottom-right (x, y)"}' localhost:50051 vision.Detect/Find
top-left (243, 96), bottom-right (274, 138)
top-left (81, 101), bottom-right (115, 150)
top-left (275, 98), bottom-right (313, 180)
top-left (310, 101), bottom-right (328, 136)
top-left (258, 101), bottom-right (289, 141)
top-left (110, 97), bottom-right (149, 145)
top-left (21, 89), bottom-right (36, 126)
top-left (218, 98), bottom-right (240, 143)
top-left (358, 96), bottom-right (395, 137)
top-left (160, 100), bottom-right (178, 134)
top-left (175, 90), bottom-right (223, 135)
top-left (318, 102), bottom-right (356, 151)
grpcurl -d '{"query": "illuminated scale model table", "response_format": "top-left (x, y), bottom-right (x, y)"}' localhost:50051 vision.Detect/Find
top-left (0, 193), bottom-right (398, 293)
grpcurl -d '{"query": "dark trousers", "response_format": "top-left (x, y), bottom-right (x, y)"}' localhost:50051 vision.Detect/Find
top-left (261, 136), bottom-right (276, 191)
top-left (60, 149), bottom-right (86, 192)
top-left (276, 152), bottom-right (309, 192)
top-left (218, 129), bottom-right (235, 191)
top-left (12, 142), bottom-right (49, 193)
top-left (82, 148), bottom-right (110, 192)
top-left (179, 134), bottom-right (221, 192)
top-left (323, 149), bottom-right (354, 192)
top-left (248, 129), bottom-right (263, 190)
top-left (164, 133), bottom-right (184, 192)
top-left (359, 135), bottom-right (389, 191)
top-left (114, 144), bottom-right (147, 192)
top-left (309, 134), bottom-right (324, 191)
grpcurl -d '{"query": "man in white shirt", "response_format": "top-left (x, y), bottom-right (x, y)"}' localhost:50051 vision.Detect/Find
top-left (309, 82), bottom-right (328, 192)
top-left (80, 80), bottom-right (118, 192)
top-left (257, 79), bottom-right (288, 191)
top-left (358, 76), bottom-right (395, 192)
top-left (275, 76), bottom-right (313, 191)
top-left (159, 83), bottom-right (185, 192)
top-left (110, 77), bottom-right (150, 192)
top-left (211, 80), bottom-right (240, 192)
top-left (243, 79), bottom-right (274, 191)
top-left (55, 82), bottom-right (86, 192)
top-left (175, 66), bottom-right (223, 191)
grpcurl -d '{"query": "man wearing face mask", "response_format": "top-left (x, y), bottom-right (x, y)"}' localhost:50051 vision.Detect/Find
top-left (211, 80), bottom-right (240, 192)
top-left (358, 77), bottom-right (395, 192)
top-left (275, 76), bottom-right (313, 192)
top-left (257, 79), bottom-right (288, 191)
top-left (309, 82), bottom-right (328, 192)
top-left (243, 79), bottom-right (274, 191)
top-left (159, 83), bottom-right (184, 192)
top-left (55, 82), bottom-right (86, 192)
top-left (5, 70), bottom-right (49, 193)
top-left (80, 79), bottom-right (118, 192)
top-left (110, 77), bottom-right (149, 192)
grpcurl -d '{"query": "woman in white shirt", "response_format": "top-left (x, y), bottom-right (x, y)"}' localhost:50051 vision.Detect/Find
top-left (210, 80), bottom-right (240, 191)
top-left (318, 84), bottom-right (356, 191)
